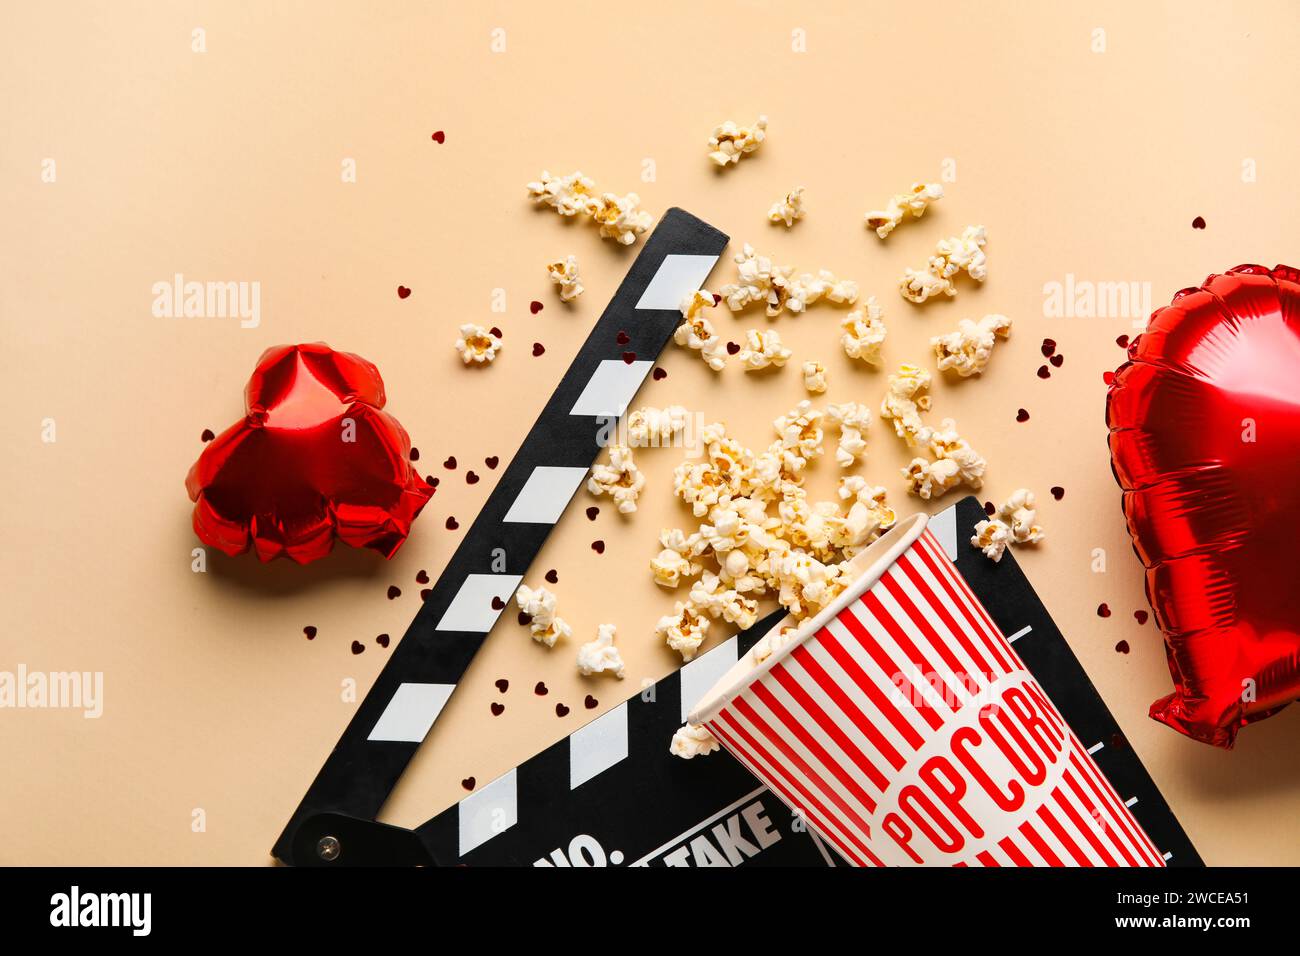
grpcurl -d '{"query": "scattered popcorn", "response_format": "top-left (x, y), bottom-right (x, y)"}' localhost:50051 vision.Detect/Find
top-left (577, 623), bottom-right (626, 679)
top-left (972, 488), bottom-right (1045, 561)
top-left (932, 314), bottom-right (1012, 376)
top-left (903, 420), bottom-right (987, 499)
top-left (525, 169), bottom-right (595, 217)
top-left (840, 298), bottom-right (888, 365)
top-left (525, 170), bottom-right (652, 245)
top-left (719, 244), bottom-right (858, 318)
top-left (656, 601), bottom-right (711, 660)
top-left (590, 190), bottom-right (655, 245)
top-left (767, 186), bottom-right (806, 227)
top-left (737, 329), bottom-right (792, 371)
top-left (627, 405), bottom-right (691, 447)
top-left (802, 360), bottom-right (827, 394)
top-left (654, 415), bottom-right (899, 668)
top-left (546, 255), bottom-right (584, 302)
top-left (900, 225), bottom-right (988, 303)
top-left (587, 444), bottom-right (645, 514)
top-left (879, 364), bottom-right (934, 445)
top-left (864, 182), bottom-right (944, 239)
top-left (454, 324), bottom-right (502, 365)
top-left (752, 625), bottom-right (800, 665)
top-left (826, 402), bottom-right (872, 467)
top-left (671, 722), bottom-right (720, 759)
top-left (515, 584), bottom-right (572, 647)
top-left (674, 291), bottom-right (728, 371)
top-left (707, 115), bottom-right (768, 167)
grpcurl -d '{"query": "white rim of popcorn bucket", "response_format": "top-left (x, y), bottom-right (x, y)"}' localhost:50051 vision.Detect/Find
top-left (688, 512), bottom-right (928, 726)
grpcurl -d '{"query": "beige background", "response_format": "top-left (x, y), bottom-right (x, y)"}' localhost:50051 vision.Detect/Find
top-left (3, 1), bottom-right (1298, 866)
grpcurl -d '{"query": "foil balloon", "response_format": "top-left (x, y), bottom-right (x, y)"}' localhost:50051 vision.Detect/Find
top-left (186, 343), bottom-right (434, 564)
top-left (1107, 264), bottom-right (1300, 747)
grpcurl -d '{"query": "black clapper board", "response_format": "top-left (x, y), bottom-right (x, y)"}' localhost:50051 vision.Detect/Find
top-left (418, 496), bottom-right (1202, 867)
top-left (273, 209), bottom-right (730, 865)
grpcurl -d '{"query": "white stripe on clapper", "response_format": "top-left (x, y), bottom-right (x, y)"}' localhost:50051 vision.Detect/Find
top-left (502, 466), bottom-right (590, 524)
top-left (435, 573), bottom-right (523, 633)
top-left (1006, 625), bottom-right (1032, 643)
top-left (928, 504), bottom-right (959, 561)
top-left (635, 254), bottom-right (720, 309)
top-left (1086, 741), bottom-right (1104, 755)
top-left (459, 768), bottom-right (518, 856)
top-left (367, 682), bottom-right (455, 743)
top-left (569, 359), bottom-right (653, 418)
top-left (569, 702), bottom-right (629, 790)
top-left (679, 635), bottom-right (740, 723)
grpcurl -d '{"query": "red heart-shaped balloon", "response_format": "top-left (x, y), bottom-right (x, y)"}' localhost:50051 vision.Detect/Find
top-left (186, 343), bottom-right (433, 564)
top-left (1107, 264), bottom-right (1300, 746)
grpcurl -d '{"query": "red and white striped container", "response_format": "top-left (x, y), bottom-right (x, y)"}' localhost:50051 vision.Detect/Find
top-left (688, 514), bottom-right (1165, 867)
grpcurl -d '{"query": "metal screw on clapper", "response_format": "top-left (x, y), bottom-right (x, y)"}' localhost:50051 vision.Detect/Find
top-left (316, 835), bottom-right (341, 862)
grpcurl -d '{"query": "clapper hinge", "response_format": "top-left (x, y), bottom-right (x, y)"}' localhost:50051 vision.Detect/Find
top-left (286, 813), bottom-right (435, 867)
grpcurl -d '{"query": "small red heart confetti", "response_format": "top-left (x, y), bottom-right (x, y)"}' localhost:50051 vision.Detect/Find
top-left (726, 341), bottom-right (741, 355)
top-left (1102, 370), bottom-right (1116, 385)
top-left (445, 516), bottom-right (459, 530)
top-left (591, 540), bottom-right (605, 554)
top-left (652, 367), bottom-right (667, 381)
top-left (387, 585), bottom-right (401, 600)
top-left (495, 679), bottom-right (509, 693)
top-left (491, 596), bottom-right (506, 610)
top-left (467, 471), bottom-right (480, 484)
top-left (1192, 216), bottom-right (1206, 229)
top-left (304, 626), bottom-right (317, 640)
top-left (201, 428), bottom-right (215, 442)
top-left (1097, 603), bottom-right (1111, 618)
top-left (490, 326), bottom-right (504, 338)
top-left (490, 702), bottom-right (505, 716)
top-left (416, 569), bottom-right (429, 584)
top-left (622, 351), bottom-right (637, 364)
top-left (983, 501), bottom-right (996, 516)
top-left (1041, 338), bottom-right (1057, 357)
top-left (532, 342), bottom-right (545, 356)
top-left (1037, 365), bottom-right (1051, 379)
top-left (1016, 408), bottom-right (1030, 423)
top-left (711, 293), bottom-right (722, 306)
top-left (1116, 334), bottom-right (1130, 348)
top-left (534, 681), bottom-right (548, 696)
top-left (376, 633), bottom-right (390, 648)
top-left (586, 506), bottom-right (599, 521)
top-left (530, 300), bottom-right (543, 314)
top-left (1050, 486), bottom-right (1065, 500)
top-left (426, 475), bottom-right (440, 488)
top-left (443, 456), bottom-right (457, 469)
top-left (1110, 732), bottom-right (1128, 750)
top-left (1115, 640), bottom-right (1131, 654)
top-left (1049, 354), bottom-right (1064, 368)
top-left (431, 131), bottom-right (446, 144)
top-left (616, 331), bottom-right (630, 345)
top-left (485, 456), bottom-right (499, 469)
top-left (584, 695), bottom-right (598, 710)
top-left (555, 703), bottom-right (570, 717)
top-left (1134, 610), bottom-right (1149, 625)
top-left (461, 777), bottom-right (475, 791)
top-left (517, 611), bottom-right (531, 626)
top-left (420, 589), bottom-right (431, 601)
top-left (409, 447), bottom-right (420, 462)
top-left (351, 640), bottom-right (365, 655)
top-left (544, 569), bottom-right (558, 584)
top-left (397, 286), bottom-right (411, 299)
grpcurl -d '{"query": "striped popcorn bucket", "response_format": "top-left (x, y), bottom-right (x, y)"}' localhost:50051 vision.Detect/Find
top-left (688, 513), bottom-right (1165, 867)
